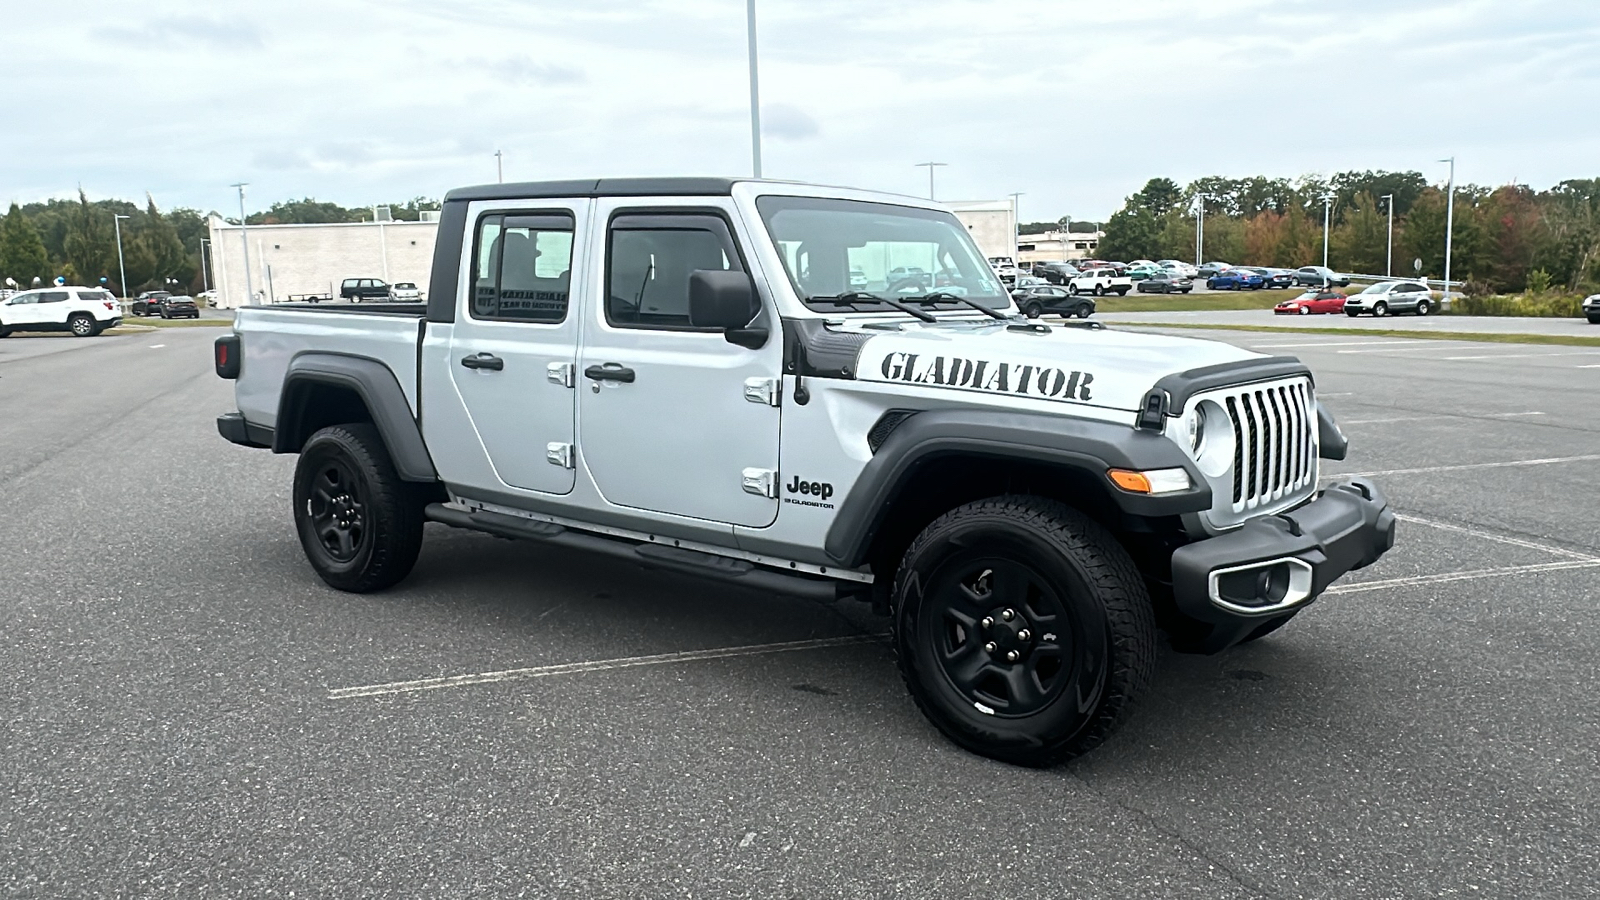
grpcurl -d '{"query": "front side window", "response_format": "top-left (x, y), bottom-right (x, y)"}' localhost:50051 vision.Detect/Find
top-left (756, 196), bottom-right (1007, 312)
top-left (605, 214), bottom-right (740, 329)
top-left (8, 292), bottom-right (37, 305)
top-left (39, 291), bottom-right (69, 303)
top-left (472, 212), bottom-right (574, 323)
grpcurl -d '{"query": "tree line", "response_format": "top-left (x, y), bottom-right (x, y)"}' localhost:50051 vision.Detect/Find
top-left (1089, 171), bottom-right (1600, 293)
top-left (0, 194), bottom-right (440, 296)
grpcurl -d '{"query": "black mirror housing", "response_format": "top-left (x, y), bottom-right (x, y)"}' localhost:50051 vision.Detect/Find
top-left (688, 269), bottom-right (759, 329)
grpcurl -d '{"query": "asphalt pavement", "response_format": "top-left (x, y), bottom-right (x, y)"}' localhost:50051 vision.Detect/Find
top-left (2, 325), bottom-right (1598, 898)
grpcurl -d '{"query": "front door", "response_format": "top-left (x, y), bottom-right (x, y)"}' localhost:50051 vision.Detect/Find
top-left (2, 292), bottom-right (42, 326)
top-left (577, 202), bottom-right (782, 528)
top-left (446, 203), bottom-right (587, 495)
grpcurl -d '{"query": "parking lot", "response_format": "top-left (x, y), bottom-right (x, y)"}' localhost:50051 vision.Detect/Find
top-left (3, 325), bottom-right (1598, 898)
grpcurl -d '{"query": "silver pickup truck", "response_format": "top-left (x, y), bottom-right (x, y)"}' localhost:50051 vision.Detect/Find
top-left (214, 177), bottom-right (1395, 766)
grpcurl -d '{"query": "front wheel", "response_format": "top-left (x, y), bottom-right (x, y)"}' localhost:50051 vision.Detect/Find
top-left (1024, 302), bottom-right (1042, 319)
top-left (1374, 301), bottom-right (1389, 317)
top-left (1299, 305), bottom-right (1310, 315)
top-left (68, 314), bottom-right (96, 337)
top-left (1075, 303), bottom-right (1093, 319)
top-left (293, 423), bottom-right (425, 593)
top-left (892, 495), bottom-right (1156, 767)
top-left (1347, 309), bottom-right (1361, 317)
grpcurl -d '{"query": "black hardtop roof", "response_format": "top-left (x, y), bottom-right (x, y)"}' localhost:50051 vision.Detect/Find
top-left (445, 177), bottom-right (749, 203)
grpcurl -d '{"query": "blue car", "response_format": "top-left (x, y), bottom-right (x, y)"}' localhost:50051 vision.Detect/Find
top-left (1206, 270), bottom-right (1266, 290)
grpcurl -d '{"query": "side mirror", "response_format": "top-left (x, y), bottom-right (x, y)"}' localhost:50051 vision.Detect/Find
top-left (689, 270), bottom-right (766, 348)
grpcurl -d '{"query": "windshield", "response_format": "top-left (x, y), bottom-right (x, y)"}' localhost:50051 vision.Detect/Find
top-left (755, 196), bottom-right (1009, 312)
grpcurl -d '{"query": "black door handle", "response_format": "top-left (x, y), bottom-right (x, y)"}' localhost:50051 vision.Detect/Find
top-left (584, 364), bottom-right (636, 383)
top-left (461, 353), bottom-right (504, 371)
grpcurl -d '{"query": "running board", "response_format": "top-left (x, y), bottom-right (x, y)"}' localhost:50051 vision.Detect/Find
top-left (423, 503), bottom-right (863, 603)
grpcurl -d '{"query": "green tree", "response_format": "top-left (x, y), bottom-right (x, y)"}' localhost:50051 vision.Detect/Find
top-left (1134, 178), bottom-right (1182, 216)
top-left (63, 189), bottom-right (115, 290)
top-left (0, 202), bottom-right (51, 286)
top-left (1330, 192), bottom-right (1388, 275)
top-left (1098, 203), bottom-right (1161, 261)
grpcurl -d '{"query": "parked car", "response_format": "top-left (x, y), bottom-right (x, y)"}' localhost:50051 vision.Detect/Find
top-left (1136, 272), bottom-right (1194, 294)
top-left (1342, 281), bottom-right (1433, 316)
top-left (992, 262), bottom-right (1024, 285)
top-left (214, 175), bottom-right (1394, 768)
top-left (156, 295), bottom-right (201, 319)
top-left (132, 290), bottom-right (171, 316)
top-left (1274, 290), bottom-right (1348, 315)
top-left (1077, 259), bottom-right (1127, 274)
top-left (885, 266), bottom-right (930, 289)
top-left (1032, 261), bottom-right (1081, 284)
top-left (1157, 260), bottom-right (1199, 278)
top-left (1584, 293), bottom-right (1600, 324)
top-left (1291, 266), bottom-right (1351, 287)
top-left (1068, 269), bottom-right (1132, 296)
top-left (1196, 261), bottom-right (1232, 279)
top-left (1125, 263), bottom-right (1166, 281)
top-left (1238, 267), bottom-right (1294, 290)
top-left (849, 268), bottom-right (868, 289)
top-left (389, 282), bottom-right (423, 302)
top-left (1010, 283), bottom-right (1096, 319)
top-left (1206, 270), bottom-right (1266, 290)
top-left (0, 286), bottom-right (123, 337)
top-left (340, 278), bottom-right (392, 302)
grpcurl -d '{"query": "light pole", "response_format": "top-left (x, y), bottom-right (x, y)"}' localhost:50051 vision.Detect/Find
top-left (231, 182), bottom-right (254, 306)
top-left (494, 150), bottom-right (503, 183)
top-left (1439, 157), bottom-right (1455, 302)
top-left (746, 0), bottom-right (763, 178)
top-left (1381, 194), bottom-right (1394, 277)
top-left (1193, 196), bottom-right (1205, 265)
top-left (199, 238), bottom-right (211, 293)
top-left (1321, 195), bottom-right (1332, 269)
top-left (112, 214), bottom-right (130, 303)
top-left (915, 162), bottom-right (947, 200)
top-left (1007, 192), bottom-right (1024, 262)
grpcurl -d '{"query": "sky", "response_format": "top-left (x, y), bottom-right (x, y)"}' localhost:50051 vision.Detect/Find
top-left (5, 0), bottom-right (1599, 222)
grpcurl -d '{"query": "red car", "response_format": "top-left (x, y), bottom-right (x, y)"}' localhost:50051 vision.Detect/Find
top-left (1274, 289), bottom-right (1347, 315)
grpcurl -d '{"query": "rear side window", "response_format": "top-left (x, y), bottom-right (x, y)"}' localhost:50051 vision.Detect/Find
top-left (472, 212), bottom-right (574, 323)
top-left (605, 213), bottom-right (741, 329)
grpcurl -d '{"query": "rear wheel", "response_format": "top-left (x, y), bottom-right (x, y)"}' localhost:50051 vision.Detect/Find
top-left (1093, 284), bottom-right (1105, 296)
top-left (1416, 299), bottom-right (1431, 315)
top-left (892, 495), bottom-right (1156, 767)
top-left (68, 314), bottom-right (95, 337)
top-left (293, 423), bottom-right (425, 592)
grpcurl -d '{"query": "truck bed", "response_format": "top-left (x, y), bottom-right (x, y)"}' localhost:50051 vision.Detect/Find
top-left (232, 305), bottom-right (426, 431)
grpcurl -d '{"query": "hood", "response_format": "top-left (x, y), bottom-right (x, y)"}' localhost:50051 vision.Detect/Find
top-left (851, 319), bottom-right (1261, 412)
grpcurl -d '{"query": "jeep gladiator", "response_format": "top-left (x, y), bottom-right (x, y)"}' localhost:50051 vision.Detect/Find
top-left (215, 177), bottom-right (1395, 766)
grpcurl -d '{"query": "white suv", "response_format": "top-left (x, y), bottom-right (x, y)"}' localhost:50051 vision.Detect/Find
top-left (0, 287), bottom-right (123, 337)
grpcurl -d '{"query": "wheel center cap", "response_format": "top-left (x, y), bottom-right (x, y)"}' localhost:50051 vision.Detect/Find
top-left (979, 607), bottom-right (1035, 662)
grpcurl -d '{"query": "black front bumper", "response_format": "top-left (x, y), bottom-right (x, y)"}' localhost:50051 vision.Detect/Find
top-left (1170, 479), bottom-right (1396, 652)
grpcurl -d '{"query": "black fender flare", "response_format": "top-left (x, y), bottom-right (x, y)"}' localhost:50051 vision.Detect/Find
top-left (822, 408), bottom-right (1211, 567)
top-left (273, 352), bottom-right (438, 482)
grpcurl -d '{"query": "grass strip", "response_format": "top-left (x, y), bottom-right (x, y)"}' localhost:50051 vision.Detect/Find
top-left (108, 318), bottom-right (231, 331)
top-left (1094, 293), bottom-right (1284, 313)
top-left (1109, 321), bottom-right (1600, 347)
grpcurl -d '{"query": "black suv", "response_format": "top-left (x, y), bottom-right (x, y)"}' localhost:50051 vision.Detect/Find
top-left (339, 278), bottom-right (391, 302)
top-left (132, 291), bottom-right (171, 316)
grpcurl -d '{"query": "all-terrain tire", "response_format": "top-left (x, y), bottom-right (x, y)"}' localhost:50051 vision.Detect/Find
top-left (891, 495), bottom-right (1157, 767)
top-left (293, 423), bottom-right (425, 592)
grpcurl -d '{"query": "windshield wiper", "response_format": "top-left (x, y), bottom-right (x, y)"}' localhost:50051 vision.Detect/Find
top-left (807, 291), bottom-right (937, 324)
top-left (912, 291), bottom-right (1008, 321)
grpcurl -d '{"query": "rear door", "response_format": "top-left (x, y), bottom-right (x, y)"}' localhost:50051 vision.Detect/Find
top-left (36, 291), bottom-right (72, 325)
top-left (577, 200), bottom-right (782, 528)
top-left (445, 203), bottom-right (588, 495)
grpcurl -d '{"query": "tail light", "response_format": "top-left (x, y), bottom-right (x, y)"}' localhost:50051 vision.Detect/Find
top-left (104, 302), bottom-right (115, 310)
top-left (215, 335), bottom-right (241, 379)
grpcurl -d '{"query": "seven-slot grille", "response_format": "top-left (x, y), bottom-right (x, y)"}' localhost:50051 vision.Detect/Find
top-left (1220, 378), bottom-right (1317, 513)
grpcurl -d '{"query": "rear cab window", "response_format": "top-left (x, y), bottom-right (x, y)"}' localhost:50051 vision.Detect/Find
top-left (471, 212), bottom-right (575, 323)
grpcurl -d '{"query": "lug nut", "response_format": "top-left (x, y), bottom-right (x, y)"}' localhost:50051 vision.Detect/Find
top-left (1017, 629), bottom-right (1031, 641)
top-left (983, 641), bottom-right (998, 654)
top-left (1001, 609), bottom-right (1015, 621)
top-left (980, 616), bottom-right (994, 628)
top-left (1005, 650), bottom-right (1019, 662)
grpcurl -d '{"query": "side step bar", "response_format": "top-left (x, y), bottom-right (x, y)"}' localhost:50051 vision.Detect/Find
top-left (423, 503), bottom-right (864, 603)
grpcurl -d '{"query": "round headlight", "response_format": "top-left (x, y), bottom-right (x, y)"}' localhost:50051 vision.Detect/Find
top-left (1186, 405), bottom-right (1205, 453)
top-left (1193, 399), bottom-right (1235, 479)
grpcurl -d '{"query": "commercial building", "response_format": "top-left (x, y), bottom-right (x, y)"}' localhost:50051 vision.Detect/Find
top-left (1017, 229), bottom-right (1102, 263)
top-left (206, 215), bottom-right (438, 308)
top-left (947, 200), bottom-right (1015, 261)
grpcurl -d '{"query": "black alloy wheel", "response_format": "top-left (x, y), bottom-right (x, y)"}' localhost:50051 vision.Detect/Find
top-left (1024, 302), bottom-right (1043, 319)
top-left (893, 496), bottom-right (1155, 767)
top-left (1075, 303), bottom-right (1093, 318)
top-left (293, 423), bottom-right (425, 592)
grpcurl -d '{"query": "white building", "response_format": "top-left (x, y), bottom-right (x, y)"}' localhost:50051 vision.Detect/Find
top-left (947, 200), bottom-right (1016, 261)
top-left (206, 215), bottom-right (438, 308)
top-left (1017, 229), bottom-right (1103, 263)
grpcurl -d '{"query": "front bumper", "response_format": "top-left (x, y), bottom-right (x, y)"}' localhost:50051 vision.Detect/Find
top-left (1170, 478), bottom-right (1396, 652)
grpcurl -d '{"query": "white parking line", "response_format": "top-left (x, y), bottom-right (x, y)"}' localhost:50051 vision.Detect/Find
top-left (1335, 454), bottom-right (1600, 478)
top-left (1579, 364), bottom-right (1600, 369)
top-left (1441, 352), bottom-right (1600, 361)
top-left (149, 344), bottom-right (165, 349)
top-left (1395, 514), bottom-right (1599, 561)
top-left (1327, 559), bottom-right (1600, 594)
top-left (327, 634), bottom-right (883, 700)
top-left (1335, 345), bottom-right (1477, 354)
top-left (1247, 340), bottom-right (1423, 349)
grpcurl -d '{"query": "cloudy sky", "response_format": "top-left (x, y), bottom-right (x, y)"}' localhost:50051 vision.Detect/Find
top-left (6, 0), bottom-right (1598, 221)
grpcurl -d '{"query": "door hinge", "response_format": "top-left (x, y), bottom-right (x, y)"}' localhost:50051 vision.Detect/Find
top-left (547, 362), bottom-right (575, 388)
top-left (743, 376), bottom-right (781, 407)
top-left (546, 442), bottom-right (575, 469)
top-left (741, 467), bottom-right (778, 498)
